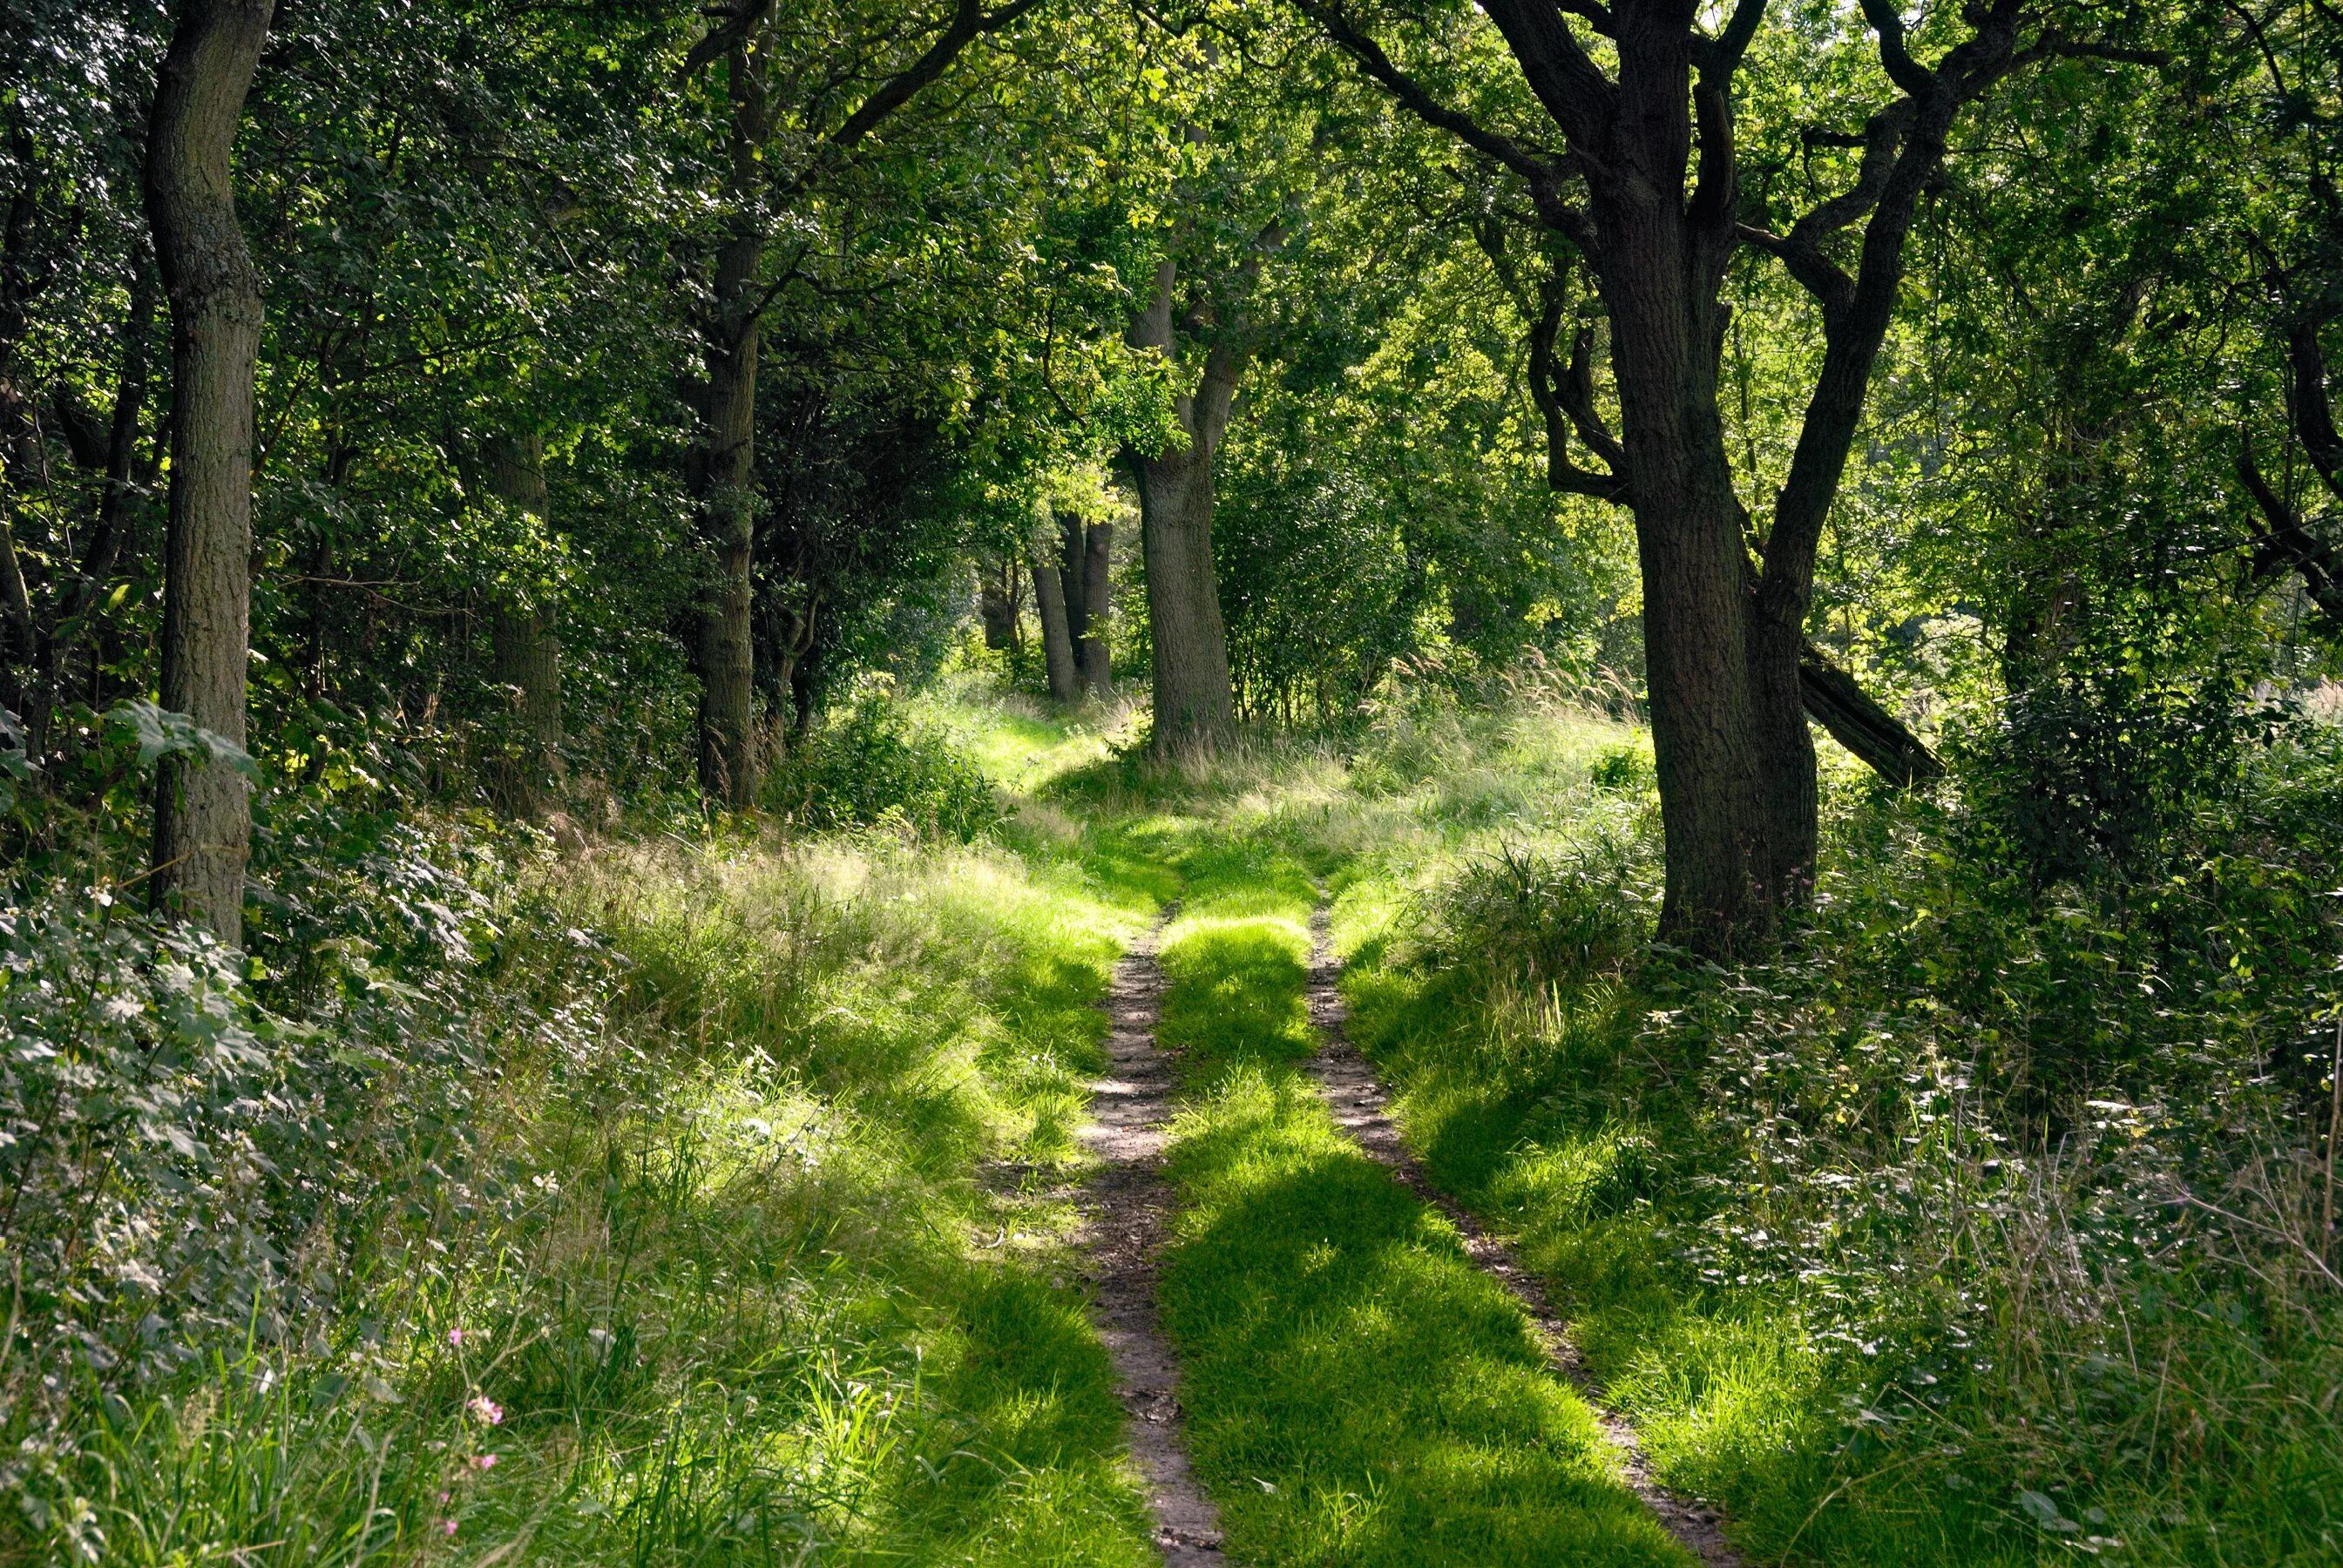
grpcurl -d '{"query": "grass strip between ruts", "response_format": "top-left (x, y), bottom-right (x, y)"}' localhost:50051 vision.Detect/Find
top-left (1146, 861), bottom-right (1694, 1568)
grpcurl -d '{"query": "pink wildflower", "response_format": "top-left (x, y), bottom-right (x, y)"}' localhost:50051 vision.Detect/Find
top-left (472, 1453), bottom-right (498, 1470)
top-left (447, 1328), bottom-right (464, 1347)
top-left (442, 1520), bottom-right (459, 1537)
top-left (466, 1395), bottom-right (504, 1425)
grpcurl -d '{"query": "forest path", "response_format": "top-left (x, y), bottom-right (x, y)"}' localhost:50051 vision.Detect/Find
top-left (1076, 908), bottom-right (1229, 1567)
top-left (1300, 906), bottom-right (1744, 1568)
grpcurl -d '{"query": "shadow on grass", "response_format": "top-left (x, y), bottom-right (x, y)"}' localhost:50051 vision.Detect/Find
top-left (1154, 910), bottom-right (1691, 1567)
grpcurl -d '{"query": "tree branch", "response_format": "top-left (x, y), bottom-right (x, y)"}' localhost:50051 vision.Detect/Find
top-left (1297, 2), bottom-right (1573, 204)
top-left (1799, 642), bottom-right (1944, 785)
top-left (2239, 440), bottom-right (2343, 630)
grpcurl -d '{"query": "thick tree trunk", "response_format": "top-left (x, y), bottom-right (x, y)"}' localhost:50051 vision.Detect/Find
top-left (694, 54), bottom-right (762, 808)
top-left (978, 560), bottom-right (1016, 650)
top-left (1032, 557), bottom-right (1079, 703)
top-left (1126, 257), bottom-right (1243, 757)
top-left (1133, 443), bottom-right (1234, 754)
top-left (1078, 518), bottom-right (1113, 698)
top-left (146, 0), bottom-right (273, 948)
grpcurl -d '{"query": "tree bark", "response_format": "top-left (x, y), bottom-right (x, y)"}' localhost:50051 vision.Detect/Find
top-left (1126, 257), bottom-right (1243, 757)
top-left (1033, 554), bottom-right (1079, 703)
top-left (1798, 642), bottom-right (1942, 786)
top-left (146, 0), bottom-right (273, 948)
top-left (1133, 442), bottom-right (1234, 752)
top-left (1078, 517), bottom-right (1113, 697)
top-left (694, 44), bottom-right (762, 808)
top-left (978, 558), bottom-right (1017, 650)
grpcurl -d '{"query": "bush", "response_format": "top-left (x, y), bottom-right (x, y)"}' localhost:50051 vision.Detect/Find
top-left (765, 696), bottom-right (1001, 841)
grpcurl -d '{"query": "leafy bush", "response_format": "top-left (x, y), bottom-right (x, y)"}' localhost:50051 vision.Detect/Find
top-left (1588, 740), bottom-right (1653, 793)
top-left (1955, 652), bottom-right (2283, 884)
top-left (765, 696), bottom-right (1001, 841)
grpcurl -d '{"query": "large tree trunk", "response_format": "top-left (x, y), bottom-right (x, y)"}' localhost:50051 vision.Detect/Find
top-left (146, 0), bottom-right (273, 948)
top-left (1126, 258), bottom-right (1243, 758)
top-left (1032, 555), bottom-right (1079, 703)
top-left (1133, 443), bottom-right (1234, 754)
top-left (1595, 213), bottom-right (1781, 943)
top-left (1077, 517), bottom-right (1113, 698)
top-left (694, 47), bottom-right (762, 808)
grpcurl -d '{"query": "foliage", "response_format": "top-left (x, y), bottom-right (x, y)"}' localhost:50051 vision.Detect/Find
top-left (1336, 702), bottom-right (2343, 1567)
top-left (764, 693), bottom-right (1002, 841)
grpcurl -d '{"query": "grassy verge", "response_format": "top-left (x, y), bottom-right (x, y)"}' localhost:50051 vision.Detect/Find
top-left (26, 808), bottom-right (1164, 1565)
top-left (1326, 721), bottom-right (2343, 1566)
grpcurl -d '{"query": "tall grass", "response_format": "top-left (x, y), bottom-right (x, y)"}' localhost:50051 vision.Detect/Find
top-left (4, 814), bottom-right (1159, 1565)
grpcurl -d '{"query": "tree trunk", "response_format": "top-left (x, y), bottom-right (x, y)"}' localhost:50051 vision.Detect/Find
top-left (1313, 0), bottom-right (2021, 950)
top-left (1126, 257), bottom-right (1244, 757)
top-left (1033, 555), bottom-right (1079, 703)
top-left (1601, 271), bottom-right (1779, 943)
top-left (694, 47), bottom-right (762, 808)
top-left (978, 559), bottom-right (1016, 650)
top-left (1133, 443), bottom-right (1234, 754)
top-left (146, 0), bottom-right (273, 948)
top-left (477, 431), bottom-right (559, 773)
top-left (1078, 518), bottom-right (1113, 698)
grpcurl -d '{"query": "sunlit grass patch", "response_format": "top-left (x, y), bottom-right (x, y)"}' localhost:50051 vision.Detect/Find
top-left (1157, 1064), bottom-right (1690, 1568)
top-left (1149, 864), bottom-right (1690, 1566)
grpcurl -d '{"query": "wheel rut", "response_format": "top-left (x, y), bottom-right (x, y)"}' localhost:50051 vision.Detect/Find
top-left (1075, 910), bottom-right (1227, 1566)
top-left (1301, 908), bottom-right (1744, 1568)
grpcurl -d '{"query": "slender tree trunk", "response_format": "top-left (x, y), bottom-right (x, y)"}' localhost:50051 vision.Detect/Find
top-left (694, 47), bottom-right (762, 808)
top-left (1132, 443), bottom-right (1234, 753)
top-left (146, 0), bottom-right (273, 947)
top-left (479, 431), bottom-right (561, 807)
top-left (1033, 555), bottom-right (1078, 703)
top-left (1078, 518), bottom-right (1113, 697)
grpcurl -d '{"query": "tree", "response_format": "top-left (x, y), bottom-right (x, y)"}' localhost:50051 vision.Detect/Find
top-left (679, 0), bottom-right (1044, 807)
top-left (146, 0), bottom-right (274, 945)
top-left (1301, 0), bottom-right (2138, 948)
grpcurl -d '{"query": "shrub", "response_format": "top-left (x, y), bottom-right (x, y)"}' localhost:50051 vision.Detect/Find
top-left (764, 696), bottom-right (1001, 841)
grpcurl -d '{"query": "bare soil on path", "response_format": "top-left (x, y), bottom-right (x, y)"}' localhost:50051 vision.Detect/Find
top-left (1076, 912), bottom-right (1229, 1566)
top-left (1302, 909), bottom-right (1745, 1568)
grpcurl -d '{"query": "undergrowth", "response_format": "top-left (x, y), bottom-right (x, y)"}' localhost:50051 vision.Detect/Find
top-left (0, 693), bottom-right (1158, 1565)
top-left (1332, 696), bottom-right (2343, 1565)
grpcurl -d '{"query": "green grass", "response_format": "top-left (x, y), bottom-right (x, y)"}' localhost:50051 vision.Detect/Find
top-left (44, 826), bottom-right (1164, 1567)
top-left (47, 672), bottom-right (2327, 1567)
top-left (1142, 854), bottom-right (1692, 1567)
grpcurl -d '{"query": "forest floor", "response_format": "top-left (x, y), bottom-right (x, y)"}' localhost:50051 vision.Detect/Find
top-left (43, 674), bottom-right (2338, 1566)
